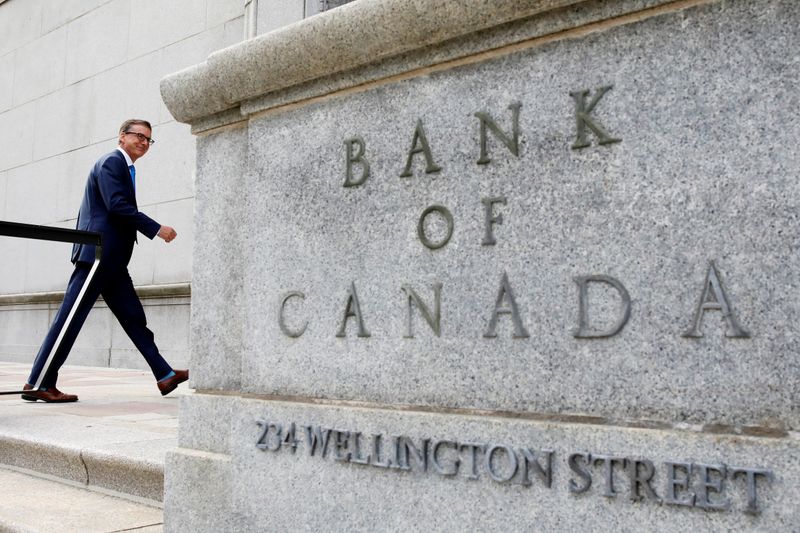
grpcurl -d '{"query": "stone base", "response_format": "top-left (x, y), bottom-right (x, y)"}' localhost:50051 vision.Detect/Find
top-left (166, 393), bottom-right (797, 531)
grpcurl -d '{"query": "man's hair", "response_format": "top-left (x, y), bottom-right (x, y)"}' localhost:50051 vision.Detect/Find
top-left (119, 119), bottom-right (152, 135)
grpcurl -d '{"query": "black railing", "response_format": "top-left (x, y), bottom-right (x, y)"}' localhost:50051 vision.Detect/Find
top-left (0, 220), bottom-right (102, 395)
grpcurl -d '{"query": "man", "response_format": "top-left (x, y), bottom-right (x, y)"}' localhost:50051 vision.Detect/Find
top-left (22, 119), bottom-right (188, 402)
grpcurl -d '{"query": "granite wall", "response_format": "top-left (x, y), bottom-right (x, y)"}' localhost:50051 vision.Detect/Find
top-left (162, 0), bottom-right (799, 530)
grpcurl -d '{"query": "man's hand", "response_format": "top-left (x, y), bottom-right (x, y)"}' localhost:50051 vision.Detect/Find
top-left (157, 225), bottom-right (177, 243)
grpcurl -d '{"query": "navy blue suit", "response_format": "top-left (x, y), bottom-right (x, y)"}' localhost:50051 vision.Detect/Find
top-left (28, 149), bottom-right (173, 388)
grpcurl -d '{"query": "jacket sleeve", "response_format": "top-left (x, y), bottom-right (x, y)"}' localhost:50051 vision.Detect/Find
top-left (97, 157), bottom-right (162, 240)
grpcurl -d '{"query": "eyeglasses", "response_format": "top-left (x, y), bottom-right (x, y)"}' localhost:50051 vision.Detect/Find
top-left (123, 131), bottom-right (156, 145)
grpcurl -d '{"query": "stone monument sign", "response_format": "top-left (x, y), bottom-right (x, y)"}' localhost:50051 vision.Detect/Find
top-left (161, 0), bottom-right (798, 530)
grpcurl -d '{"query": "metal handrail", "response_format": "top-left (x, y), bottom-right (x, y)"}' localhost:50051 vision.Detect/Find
top-left (0, 220), bottom-right (102, 395)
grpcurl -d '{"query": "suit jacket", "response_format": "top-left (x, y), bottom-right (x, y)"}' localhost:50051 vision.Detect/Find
top-left (71, 149), bottom-right (161, 267)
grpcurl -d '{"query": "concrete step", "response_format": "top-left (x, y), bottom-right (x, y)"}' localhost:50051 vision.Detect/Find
top-left (0, 465), bottom-right (163, 532)
top-left (0, 362), bottom-right (189, 506)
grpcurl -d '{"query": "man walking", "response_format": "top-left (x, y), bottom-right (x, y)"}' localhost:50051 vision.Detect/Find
top-left (22, 119), bottom-right (188, 402)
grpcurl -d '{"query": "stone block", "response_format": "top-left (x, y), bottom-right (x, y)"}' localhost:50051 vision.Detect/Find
top-left (231, 0), bottom-right (800, 432)
top-left (54, 144), bottom-right (103, 223)
top-left (89, 51), bottom-right (165, 145)
top-left (0, 435), bottom-right (86, 485)
top-left (71, 301), bottom-right (113, 352)
top-left (12, 26), bottom-right (67, 106)
top-left (4, 155), bottom-right (62, 225)
top-left (128, 0), bottom-right (206, 60)
top-left (223, 16), bottom-right (245, 48)
top-left (0, 101), bottom-right (35, 172)
top-left (0, 52), bottom-right (13, 113)
top-left (151, 199), bottom-right (193, 284)
top-left (64, 0), bottom-right (131, 85)
top-left (41, 0), bottom-right (105, 35)
top-left (0, 0), bottom-right (43, 57)
top-left (256, 0), bottom-right (304, 35)
top-left (110, 297), bottom-right (190, 372)
top-left (136, 121), bottom-right (196, 206)
top-left (33, 79), bottom-right (94, 161)
top-left (0, 236), bottom-right (26, 294)
top-left (177, 394), bottom-right (232, 455)
top-left (0, 171), bottom-right (6, 219)
top-left (219, 398), bottom-right (798, 531)
top-left (165, 1), bottom-right (800, 530)
top-left (82, 445), bottom-right (165, 502)
top-left (206, 0), bottom-right (243, 29)
top-left (0, 306), bottom-right (50, 360)
top-left (190, 125), bottom-right (247, 391)
top-left (164, 448), bottom-right (236, 533)
top-left (22, 238), bottom-right (74, 293)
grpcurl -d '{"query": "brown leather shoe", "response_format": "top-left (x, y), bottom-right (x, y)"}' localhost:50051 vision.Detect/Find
top-left (158, 369), bottom-right (189, 396)
top-left (21, 384), bottom-right (78, 403)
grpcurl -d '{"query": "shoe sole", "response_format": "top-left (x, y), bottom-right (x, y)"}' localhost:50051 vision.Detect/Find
top-left (159, 376), bottom-right (188, 396)
top-left (21, 393), bottom-right (78, 403)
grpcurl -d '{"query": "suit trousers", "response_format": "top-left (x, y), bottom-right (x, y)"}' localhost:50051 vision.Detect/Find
top-left (27, 261), bottom-right (173, 389)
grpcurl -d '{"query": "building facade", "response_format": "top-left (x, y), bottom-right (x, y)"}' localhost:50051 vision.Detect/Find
top-left (0, 0), bottom-right (347, 372)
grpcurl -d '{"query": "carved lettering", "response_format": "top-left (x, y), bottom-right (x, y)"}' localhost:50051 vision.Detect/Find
top-left (343, 136), bottom-right (370, 187)
top-left (731, 466), bottom-right (774, 515)
top-left (399, 436), bottom-right (429, 472)
top-left (400, 119), bottom-right (442, 177)
top-left (485, 444), bottom-right (519, 483)
top-left (460, 443), bottom-right (484, 480)
top-left (484, 272), bottom-right (530, 338)
top-left (279, 291), bottom-right (308, 338)
top-left (683, 262), bottom-right (750, 338)
top-left (370, 434), bottom-right (393, 468)
top-left (335, 282), bottom-right (371, 338)
top-left (304, 425), bottom-right (332, 458)
top-left (417, 204), bottom-right (454, 250)
top-left (401, 283), bottom-right (442, 338)
top-left (694, 463), bottom-right (730, 511)
top-left (625, 458), bottom-right (661, 502)
top-left (432, 440), bottom-right (460, 476)
top-left (573, 275), bottom-right (631, 338)
top-left (664, 462), bottom-right (695, 507)
top-left (568, 452), bottom-right (593, 494)
top-left (282, 422), bottom-right (299, 453)
top-left (570, 85), bottom-right (621, 149)
top-left (593, 455), bottom-right (625, 497)
top-left (349, 432), bottom-right (372, 465)
top-left (475, 102), bottom-right (521, 164)
top-left (481, 196), bottom-right (507, 246)
top-left (518, 448), bottom-right (553, 488)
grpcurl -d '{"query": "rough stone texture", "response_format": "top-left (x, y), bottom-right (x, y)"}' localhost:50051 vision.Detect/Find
top-left (161, 0), bottom-right (591, 122)
top-left (164, 448), bottom-right (235, 533)
top-left (175, 396), bottom-right (800, 531)
top-left (227, 0), bottom-right (800, 431)
top-left (237, 0), bottom-right (680, 123)
top-left (174, 0), bottom-right (799, 530)
top-left (190, 125), bottom-right (248, 390)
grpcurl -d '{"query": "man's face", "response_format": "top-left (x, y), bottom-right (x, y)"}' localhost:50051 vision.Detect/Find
top-left (118, 124), bottom-right (152, 162)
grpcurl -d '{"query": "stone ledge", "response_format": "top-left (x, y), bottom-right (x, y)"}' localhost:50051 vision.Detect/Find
top-left (0, 434), bottom-right (164, 504)
top-left (161, 0), bottom-right (588, 123)
top-left (0, 282), bottom-right (191, 306)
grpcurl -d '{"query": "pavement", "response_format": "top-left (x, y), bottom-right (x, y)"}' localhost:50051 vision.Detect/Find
top-left (0, 362), bottom-right (190, 532)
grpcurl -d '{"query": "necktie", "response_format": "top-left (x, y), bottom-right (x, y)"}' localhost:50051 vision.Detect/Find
top-left (129, 165), bottom-right (136, 192)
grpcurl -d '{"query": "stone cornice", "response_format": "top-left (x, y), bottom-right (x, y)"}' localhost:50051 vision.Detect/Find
top-left (160, 0), bottom-right (587, 124)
